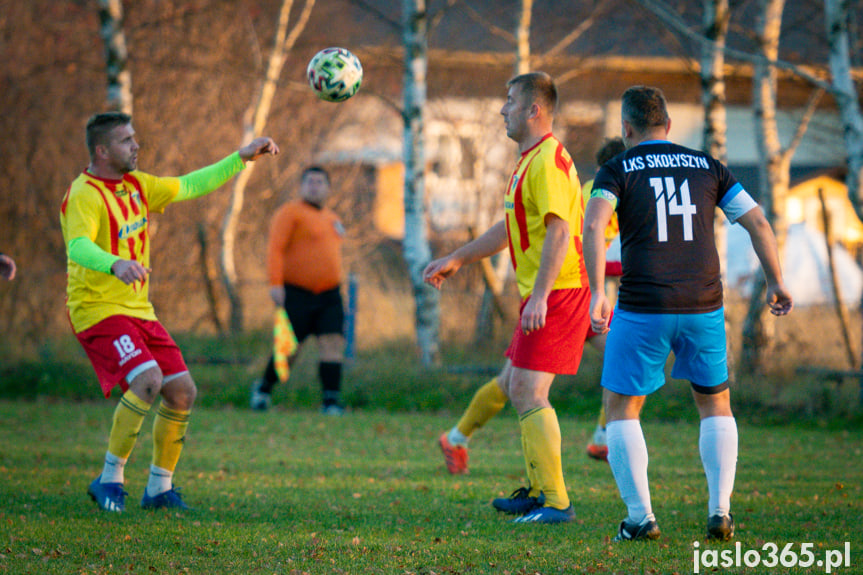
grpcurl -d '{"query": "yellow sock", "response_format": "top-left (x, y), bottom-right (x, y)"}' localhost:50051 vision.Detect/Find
top-left (455, 378), bottom-right (508, 438)
top-left (522, 432), bottom-right (541, 498)
top-left (107, 390), bottom-right (152, 459)
top-left (152, 403), bottom-right (191, 472)
top-left (520, 407), bottom-right (569, 509)
top-left (598, 405), bottom-right (607, 429)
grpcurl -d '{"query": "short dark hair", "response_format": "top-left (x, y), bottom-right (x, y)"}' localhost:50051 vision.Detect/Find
top-left (507, 72), bottom-right (558, 114)
top-left (301, 165), bottom-right (330, 184)
top-left (621, 86), bottom-right (669, 132)
top-left (596, 137), bottom-right (626, 166)
top-left (86, 112), bottom-right (132, 159)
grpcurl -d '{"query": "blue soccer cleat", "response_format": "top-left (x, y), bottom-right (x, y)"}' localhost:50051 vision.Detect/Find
top-left (87, 475), bottom-right (128, 512)
top-left (492, 486), bottom-right (545, 515)
top-left (512, 504), bottom-right (575, 524)
top-left (141, 486), bottom-right (190, 510)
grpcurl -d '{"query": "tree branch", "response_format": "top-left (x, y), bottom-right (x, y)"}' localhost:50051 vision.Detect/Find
top-left (782, 86), bottom-right (826, 164)
top-left (631, 0), bottom-right (835, 92)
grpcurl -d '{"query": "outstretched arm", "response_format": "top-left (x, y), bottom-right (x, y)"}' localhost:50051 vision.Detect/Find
top-left (423, 220), bottom-right (508, 289)
top-left (174, 137), bottom-right (280, 202)
top-left (736, 207), bottom-right (793, 316)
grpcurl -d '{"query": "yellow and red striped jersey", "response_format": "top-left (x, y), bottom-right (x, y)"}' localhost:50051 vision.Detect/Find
top-left (60, 170), bottom-right (180, 333)
top-left (504, 134), bottom-right (587, 298)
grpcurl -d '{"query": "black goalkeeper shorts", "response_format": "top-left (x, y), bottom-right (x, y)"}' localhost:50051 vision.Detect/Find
top-left (282, 283), bottom-right (345, 342)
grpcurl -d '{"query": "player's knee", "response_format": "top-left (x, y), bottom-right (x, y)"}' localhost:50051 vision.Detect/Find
top-left (128, 368), bottom-right (164, 404)
top-left (161, 374), bottom-right (197, 411)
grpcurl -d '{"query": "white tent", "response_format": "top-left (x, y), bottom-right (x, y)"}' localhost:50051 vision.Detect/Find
top-left (725, 221), bottom-right (863, 307)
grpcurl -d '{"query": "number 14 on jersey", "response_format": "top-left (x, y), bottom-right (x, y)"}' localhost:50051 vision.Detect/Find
top-left (650, 177), bottom-right (697, 242)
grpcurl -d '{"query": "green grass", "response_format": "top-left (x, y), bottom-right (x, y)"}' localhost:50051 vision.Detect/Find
top-left (0, 401), bottom-right (860, 574)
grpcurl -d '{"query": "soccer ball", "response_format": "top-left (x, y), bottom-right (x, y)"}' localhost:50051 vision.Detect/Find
top-left (307, 47), bottom-right (363, 102)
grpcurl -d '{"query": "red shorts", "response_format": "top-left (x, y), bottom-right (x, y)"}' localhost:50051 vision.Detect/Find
top-left (505, 287), bottom-right (591, 375)
top-left (75, 316), bottom-right (188, 398)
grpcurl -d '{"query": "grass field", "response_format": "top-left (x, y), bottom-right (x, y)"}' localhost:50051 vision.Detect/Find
top-left (0, 399), bottom-right (859, 574)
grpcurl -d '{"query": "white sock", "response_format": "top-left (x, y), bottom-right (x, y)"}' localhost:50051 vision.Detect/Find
top-left (448, 426), bottom-right (469, 447)
top-left (591, 425), bottom-right (607, 446)
top-left (607, 419), bottom-right (652, 524)
top-left (146, 465), bottom-right (174, 497)
top-left (101, 452), bottom-right (127, 484)
top-left (699, 415), bottom-right (738, 517)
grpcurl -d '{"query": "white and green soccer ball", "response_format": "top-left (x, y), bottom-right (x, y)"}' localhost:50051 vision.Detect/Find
top-left (306, 47), bottom-right (363, 103)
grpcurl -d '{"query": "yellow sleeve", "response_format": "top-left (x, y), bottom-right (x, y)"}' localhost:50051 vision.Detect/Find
top-left (130, 172), bottom-right (181, 214)
top-left (62, 186), bottom-right (103, 245)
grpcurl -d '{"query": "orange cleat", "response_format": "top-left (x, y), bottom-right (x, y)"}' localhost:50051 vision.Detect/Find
top-left (438, 432), bottom-right (469, 474)
top-left (586, 443), bottom-right (609, 462)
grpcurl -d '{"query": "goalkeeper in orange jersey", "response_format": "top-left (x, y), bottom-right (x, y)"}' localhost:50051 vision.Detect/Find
top-left (61, 111), bottom-right (278, 512)
top-left (436, 137), bottom-right (626, 476)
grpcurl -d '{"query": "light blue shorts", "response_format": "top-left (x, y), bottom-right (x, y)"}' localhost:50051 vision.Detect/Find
top-left (601, 307), bottom-right (729, 396)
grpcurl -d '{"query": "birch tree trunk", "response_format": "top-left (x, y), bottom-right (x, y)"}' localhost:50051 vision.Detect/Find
top-left (515, 0), bottom-right (532, 76)
top-left (96, 0), bottom-right (132, 114)
top-left (701, 0), bottom-right (734, 376)
top-left (701, 0), bottom-right (728, 163)
top-left (740, 0), bottom-right (822, 374)
top-left (740, 0), bottom-right (786, 375)
top-left (220, 0), bottom-right (315, 333)
top-left (824, 0), bottom-right (863, 403)
top-left (402, 0), bottom-right (440, 365)
top-left (825, 0), bottom-right (863, 222)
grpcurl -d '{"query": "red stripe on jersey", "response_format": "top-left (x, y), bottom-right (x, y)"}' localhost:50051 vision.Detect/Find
top-left (127, 188), bottom-right (140, 216)
top-left (60, 185), bottom-right (71, 215)
top-left (513, 165), bottom-right (530, 253)
top-left (505, 215), bottom-right (517, 271)
top-left (554, 142), bottom-right (573, 177)
top-left (125, 174), bottom-right (147, 213)
top-left (92, 183), bottom-right (121, 255)
top-left (110, 183), bottom-right (129, 220)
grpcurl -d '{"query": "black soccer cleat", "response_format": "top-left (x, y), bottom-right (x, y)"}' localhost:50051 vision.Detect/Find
top-left (707, 513), bottom-right (735, 541)
top-left (613, 517), bottom-right (661, 541)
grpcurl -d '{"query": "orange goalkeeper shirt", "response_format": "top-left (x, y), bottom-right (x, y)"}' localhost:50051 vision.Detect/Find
top-left (504, 134), bottom-right (587, 298)
top-left (60, 170), bottom-right (180, 333)
top-left (267, 200), bottom-right (344, 293)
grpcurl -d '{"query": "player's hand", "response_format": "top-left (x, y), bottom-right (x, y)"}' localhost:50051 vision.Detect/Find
top-left (239, 137), bottom-right (280, 162)
top-left (0, 254), bottom-right (16, 280)
top-left (269, 285), bottom-right (285, 308)
top-left (589, 292), bottom-right (611, 335)
top-left (520, 295), bottom-right (548, 335)
top-left (111, 259), bottom-right (151, 285)
top-left (766, 283), bottom-right (793, 316)
top-left (423, 255), bottom-right (461, 290)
